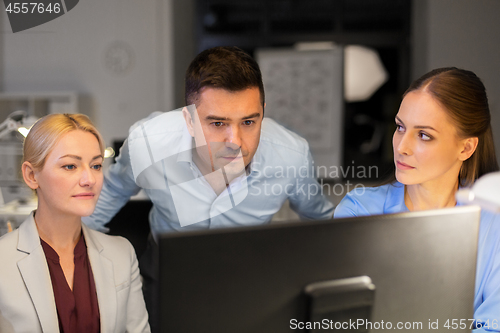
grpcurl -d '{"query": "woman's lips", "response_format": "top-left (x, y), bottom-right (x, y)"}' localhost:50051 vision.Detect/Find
top-left (396, 161), bottom-right (415, 170)
top-left (72, 193), bottom-right (95, 199)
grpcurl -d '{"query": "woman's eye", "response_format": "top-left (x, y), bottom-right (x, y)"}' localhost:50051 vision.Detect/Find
top-left (395, 124), bottom-right (404, 132)
top-left (419, 132), bottom-right (432, 141)
top-left (92, 164), bottom-right (102, 171)
top-left (63, 165), bottom-right (76, 170)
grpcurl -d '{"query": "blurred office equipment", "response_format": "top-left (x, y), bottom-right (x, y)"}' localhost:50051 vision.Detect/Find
top-left (344, 45), bottom-right (388, 102)
top-left (0, 110), bottom-right (38, 236)
top-left (0, 197), bottom-right (37, 236)
top-left (0, 110), bottom-right (38, 140)
top-left (256, 44), bottom-right (388, 179)
top-left (0, 92), bottom-right (78, 235)
top-left (159, 206), bottom-right (479, 332)
top-left (457, 172), bottom-right (500, 213)
top-left (0, 110), bottom-right (36, 197)
top-left (256, 46), bottom-right (343, 178)
top-left (0, 92), bottom-right (78, 119)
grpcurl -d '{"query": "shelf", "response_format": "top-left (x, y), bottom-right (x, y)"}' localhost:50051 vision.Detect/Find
top-left (0, 92), bottom-right (78, 121)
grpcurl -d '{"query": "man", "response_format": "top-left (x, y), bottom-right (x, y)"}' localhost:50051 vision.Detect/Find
top-left (84, 46), bottom-right (334, 331)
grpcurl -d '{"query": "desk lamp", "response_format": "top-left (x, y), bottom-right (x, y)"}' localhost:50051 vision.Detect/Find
top-left (0, 110), bottom-right (38, 139)
top-left (456, 172), bottom-right (500, 213)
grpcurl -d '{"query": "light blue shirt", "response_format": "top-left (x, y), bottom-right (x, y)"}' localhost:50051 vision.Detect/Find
top-left (83, 110), bottom-right (334, 238)
top-left (335, 182), bottom-right (500, 332)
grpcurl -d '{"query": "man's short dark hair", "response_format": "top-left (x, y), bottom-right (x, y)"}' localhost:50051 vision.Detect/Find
top-left (185, 46), bottom-right (265, 108)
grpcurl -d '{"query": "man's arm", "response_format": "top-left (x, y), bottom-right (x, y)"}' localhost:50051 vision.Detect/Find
top-left (287, 150), bottom-right (335, 220)
top-left (82, 139), bottom-right (141, 232)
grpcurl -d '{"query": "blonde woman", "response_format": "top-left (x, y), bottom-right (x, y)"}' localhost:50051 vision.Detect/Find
top-left (0, 114), bottom-right (150, 333)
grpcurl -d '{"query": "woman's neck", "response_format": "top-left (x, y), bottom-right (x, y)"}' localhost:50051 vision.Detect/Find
top-left (405, 178), bottom-right (459, 212)
top-left (34, 205), bottom-right (82, 252)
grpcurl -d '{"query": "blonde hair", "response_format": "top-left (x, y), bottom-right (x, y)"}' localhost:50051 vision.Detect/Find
top-left (23, 113), bottom-right (104, 170)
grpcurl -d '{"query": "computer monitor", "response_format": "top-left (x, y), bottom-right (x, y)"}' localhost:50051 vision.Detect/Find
top-left (158, 206), bottom-right (480, 332)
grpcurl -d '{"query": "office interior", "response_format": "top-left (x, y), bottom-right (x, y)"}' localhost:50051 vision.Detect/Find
top-left (1, 0), bottom-right (500, 247)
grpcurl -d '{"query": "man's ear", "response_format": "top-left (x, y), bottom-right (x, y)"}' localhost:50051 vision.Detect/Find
top-left (182, 106), bottom-right (195, 137)
top-left (459, 137), bottom-right (479, 161)
top-left (22, 161), bottom-right (39, 190)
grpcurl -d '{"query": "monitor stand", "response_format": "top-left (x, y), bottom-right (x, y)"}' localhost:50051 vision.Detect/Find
top-left (305, 276), bottom-right (375, 332)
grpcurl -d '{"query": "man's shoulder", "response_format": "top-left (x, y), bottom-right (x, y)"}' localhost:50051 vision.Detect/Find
top-left (127, 110), bottom-right (187, 149)
top-left (129, 110), bottom-right (186, 135)
top-left (260, 118), bottom-right (309, 156)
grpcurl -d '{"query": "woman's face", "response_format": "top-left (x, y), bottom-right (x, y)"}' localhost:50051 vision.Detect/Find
top-left (33, 130), bottom-right (103, 218)
top-left (393, 90), bottom-right (467, 186)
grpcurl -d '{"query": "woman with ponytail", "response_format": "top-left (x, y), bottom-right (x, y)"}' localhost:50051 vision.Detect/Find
top-left (335, 68), bottom-right (500, 331)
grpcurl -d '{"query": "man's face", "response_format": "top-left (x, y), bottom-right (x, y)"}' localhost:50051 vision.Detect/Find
top-left (184, 87), bottom-right (263, 177)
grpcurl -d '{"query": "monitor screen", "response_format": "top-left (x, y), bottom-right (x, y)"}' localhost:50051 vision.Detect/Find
top-left (158, 206), bottom-right (480, 332)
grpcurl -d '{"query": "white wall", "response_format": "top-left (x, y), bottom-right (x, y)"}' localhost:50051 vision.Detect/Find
top-left (412, 0), bottom-right (500, 159)
top-left (0, 0), bottom-right (174, 146)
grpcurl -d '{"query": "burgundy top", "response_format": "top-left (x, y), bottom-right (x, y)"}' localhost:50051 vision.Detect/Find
top-left (40, 234), bottom-right (100, 333)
